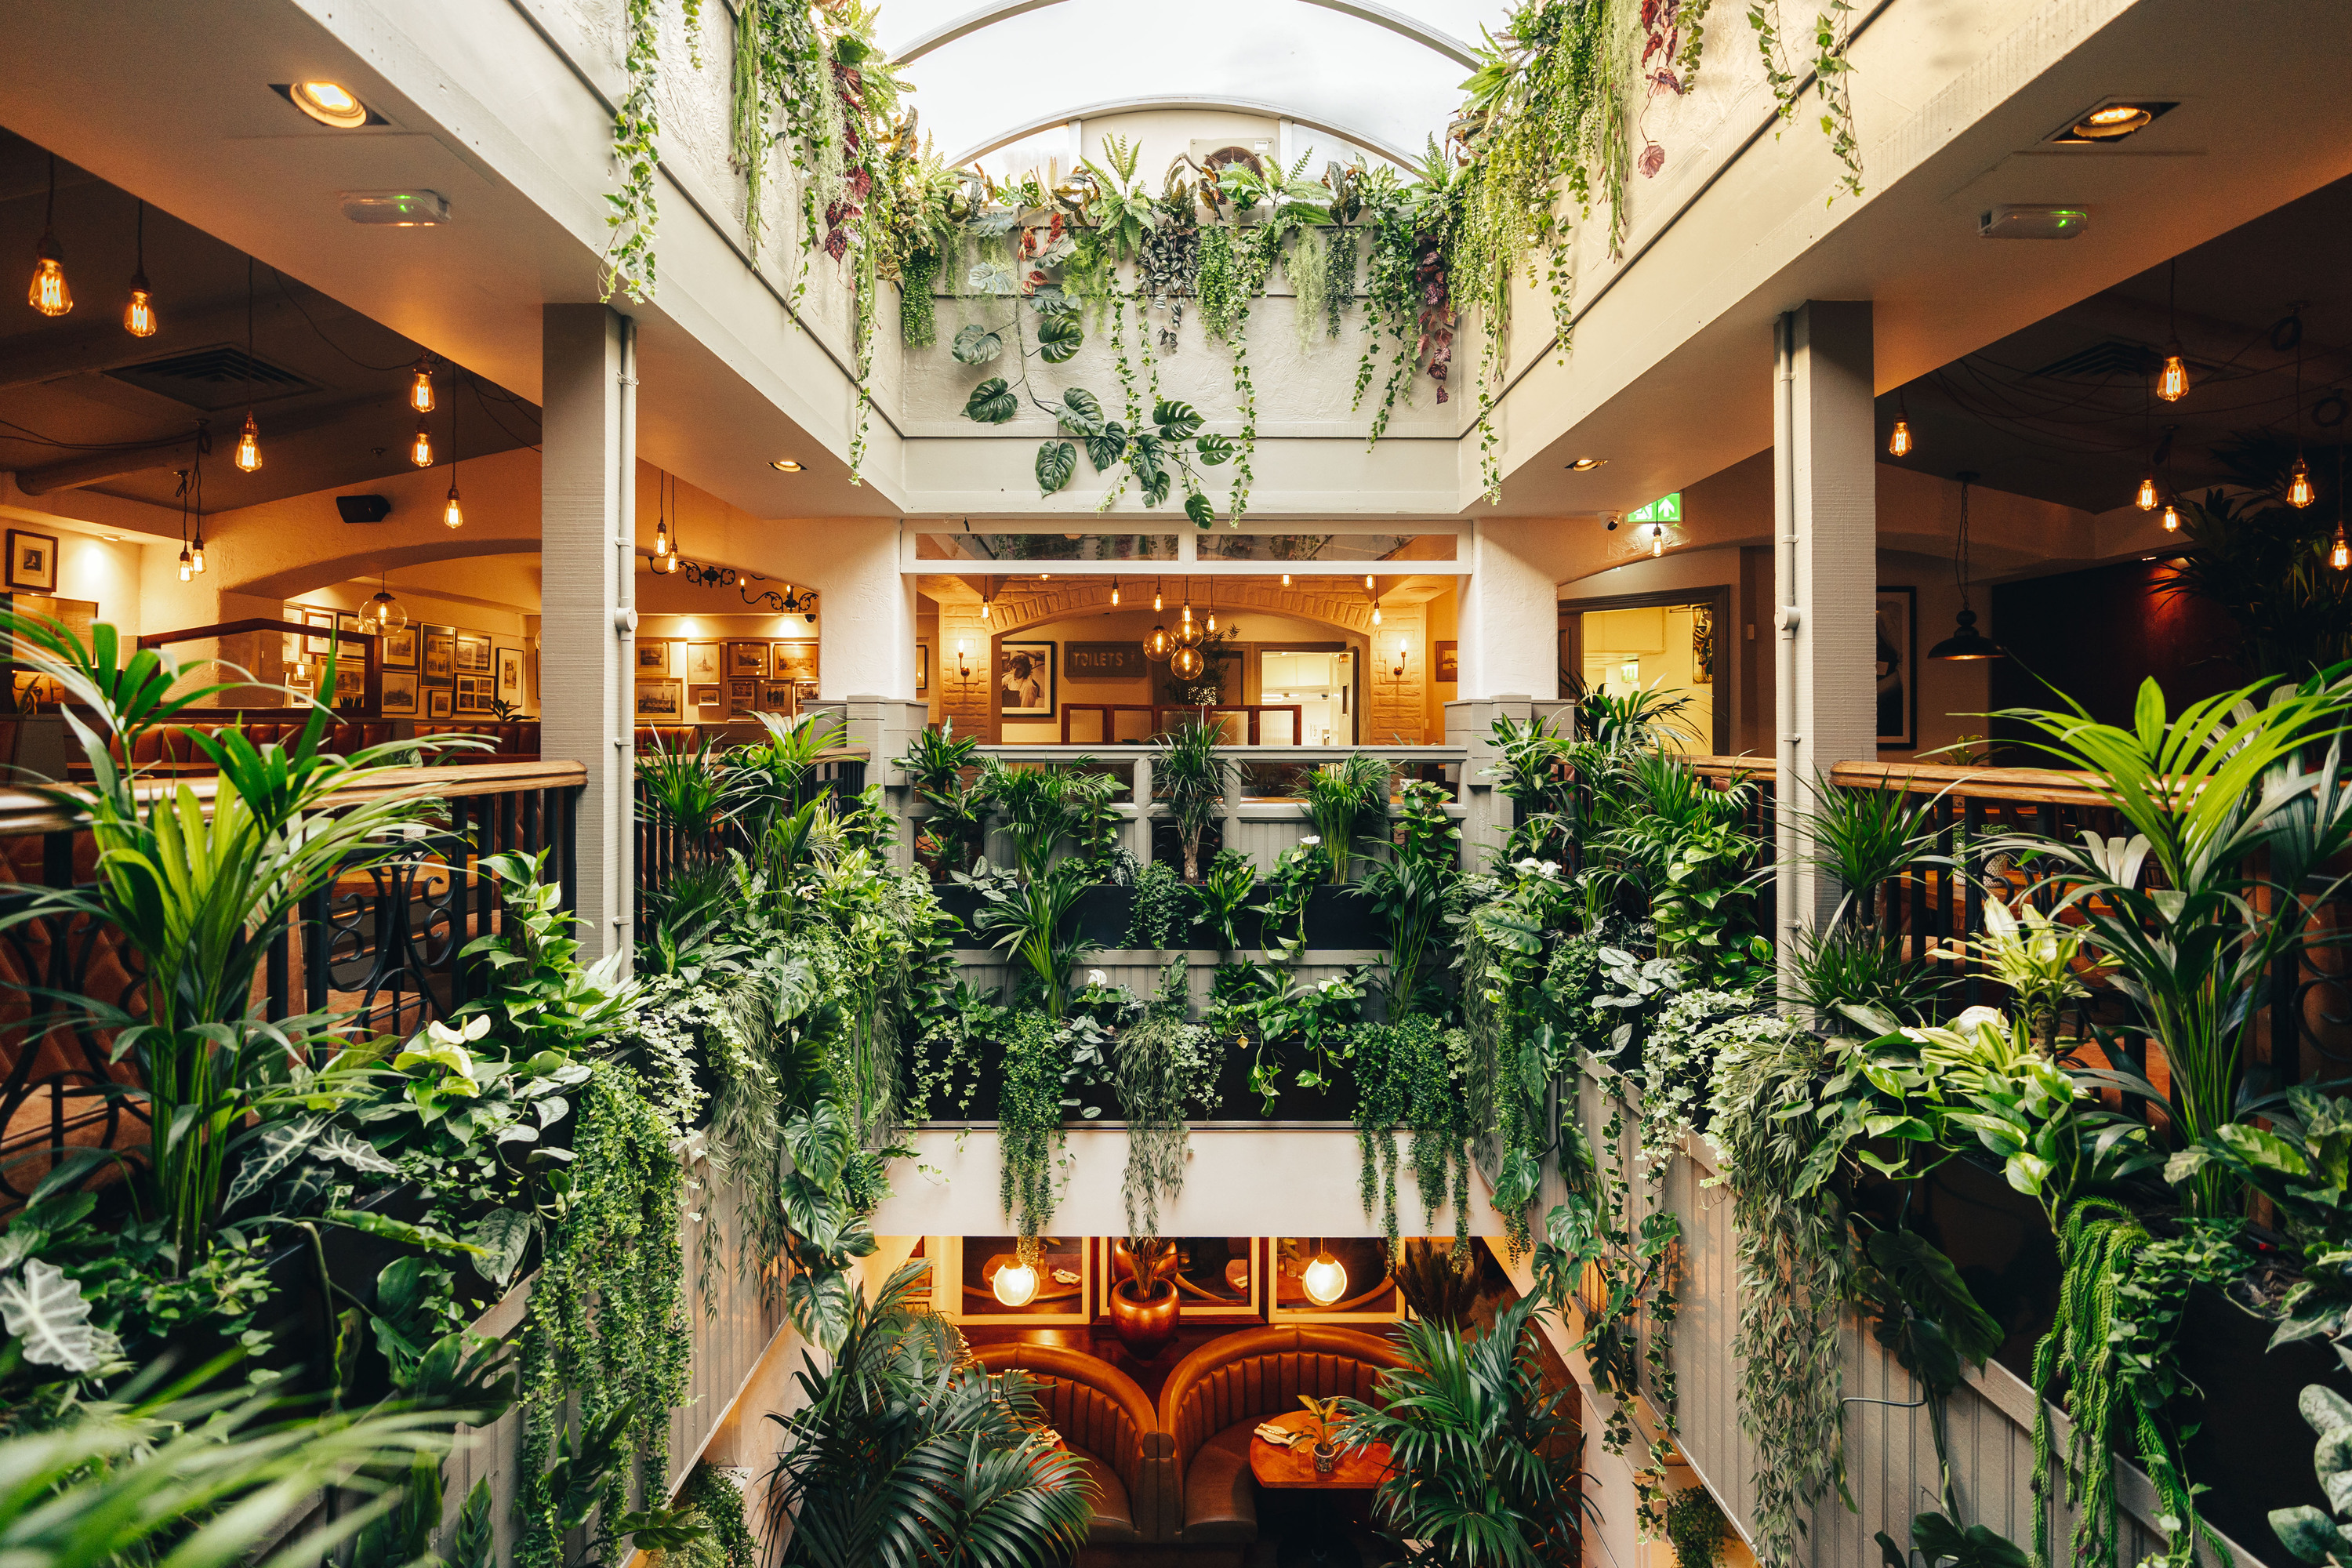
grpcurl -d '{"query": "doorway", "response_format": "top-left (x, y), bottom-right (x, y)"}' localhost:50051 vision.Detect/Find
top-left (1557, 587), bottom-right (1732, 755)
top-left (1255, 647), bottom-right (1358, 746)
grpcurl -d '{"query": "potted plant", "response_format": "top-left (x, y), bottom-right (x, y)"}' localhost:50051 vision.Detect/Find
top-left (1108, 1236), bottom-right (1181, 1361)
top-left (1155, 720), bottom-right (1230, 884)
top-left (1299, 1394), bottom-right (1345, 1475)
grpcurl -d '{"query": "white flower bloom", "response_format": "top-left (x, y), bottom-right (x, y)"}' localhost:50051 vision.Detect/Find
top-left (1299, 835), bottom-right (1321, 847)
top-left (1954, 1004), bottom-right (2008, 1036)
top-left (1087, 969), bottom-right (1109, 987)
top-left (1539, 861), bottom-right (1560, 878)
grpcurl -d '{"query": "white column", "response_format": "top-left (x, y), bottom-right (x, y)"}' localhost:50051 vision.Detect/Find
top-left (1773, 301), bottom-right (1878, 993)
top-left (540, 304), bottom-right (634, 967)
top-left (1461, 517), bottom-right (1562, 701)
top-left (815, 518), bottom-right (915, 702)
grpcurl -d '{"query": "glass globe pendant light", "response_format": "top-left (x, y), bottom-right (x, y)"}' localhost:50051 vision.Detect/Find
top-left (367, 568), bottom-right (408, 633)
top-left (1170, 643), bottom-right (1206, 681)
top-left (1301, 1243), bottom-right (1348, 1306)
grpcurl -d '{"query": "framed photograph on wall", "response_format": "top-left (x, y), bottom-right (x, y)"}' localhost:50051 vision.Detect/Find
top-left (307, 610), bottom-right (339, 657)
top-left (761, 682), bottom-right (793, 711)
top-left (998, 641), bottom-right (1054, 718)
top-left (686, 641), bottom-right (720, 683)
top-left (428, 688), bottom-right (453, 720)
top-left (691, 684), bottom-right (720, 708)
top-left (495, 644), bottom-right (525, 707)
top-left (1875, 586), bottom-right (1917, 751)
top-left (916, 642), bottom-right (929, 693)
top-left (455, 673), bottom-right (493, 716)
top-left (456, 631), bottom-right (492, 672)
top-left (336, 612), bottom-right (362, 641)
top-left (5, 531), bottom-right (58, 593)
top-left (728, 641), bottom-right (768, 679)
top-left (636, 641), bottom-right (670, 675)
top-left (423, 626), bottom-right (455, 679)
top-left (772, 641), bottom-right (818, 684)
top-left (335, 664), bottom-right (365, 706)
top-left (382, 626), bottom-right (419, 669)
top-left (380, 671), bottom-right (419, 715)
top-left (1434, 641), bottom-right (1459, 683)
top-left (728, 678), bottom-right (756, 710)
top-left (634, 679), bottom-right (684, 720)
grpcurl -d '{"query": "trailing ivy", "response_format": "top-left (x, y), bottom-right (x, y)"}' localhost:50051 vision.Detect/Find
top-left (1347, 1017), bottom-right (1475, 1258)
top-left (1109, 960), bottom-right (1220, 1236)
top-left (998, 1012), bottom-right (1070, 1259)
top-left (601, 0), bottom-right (662, 303)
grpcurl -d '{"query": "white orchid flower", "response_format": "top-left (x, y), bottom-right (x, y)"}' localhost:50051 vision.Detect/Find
top-left (1299, 835), bottom-right (1321, 847)
top-left (1087, 968), bottom-right (1109, 988)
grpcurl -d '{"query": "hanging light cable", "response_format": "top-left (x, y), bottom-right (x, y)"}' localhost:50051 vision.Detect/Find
top-left (442, 368), bottom-right (463, 527)
top-left (2134, 379), bottom-right (2158, 510)
top-left (122, 200), bottom-right (155, 336)
top-left (234, 256), bottom-right (262, 471)
top-left (1929, 472), bottom-right (2002, 660)
top-left (27, 154), bottom-right (71, 317)
top-left (2288, 308), bottom-right (2316, 507)
top-left (2156, 258), bottom-right (2190, 403)
top-left (663, 473), bottom-right (682, 572)
top-left (186, 441), bottom-right (207, 574)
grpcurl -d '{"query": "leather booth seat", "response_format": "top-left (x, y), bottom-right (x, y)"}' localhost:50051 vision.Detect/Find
top-left (634, 724), bottom-right (700, 753)
top-left (1155, 1324), bottom-right (1408, 1551)
top-left (107, 719), bottom-right (397, 771)
top-left (408, 720), bottom-right (540, 758)
top-left (973, 1342), bottom-right (1167, 1546)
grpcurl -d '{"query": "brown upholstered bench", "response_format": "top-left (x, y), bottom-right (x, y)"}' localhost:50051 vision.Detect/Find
top-left (972, 1342), bottom-right (1167, 1548)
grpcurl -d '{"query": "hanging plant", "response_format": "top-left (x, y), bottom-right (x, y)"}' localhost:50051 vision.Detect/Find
top-left (600, 0), bottom-right (662, 303)
top-left (1110, 960), bottom-right (1219, 1236)
top-left (899, 246), bottom-right (939, 347)
top-left (999, 1013), bottom-right (1071, 1256)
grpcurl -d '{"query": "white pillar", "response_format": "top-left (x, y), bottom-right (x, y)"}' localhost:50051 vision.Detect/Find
top-left (1462, 517), bottom-right (1562, 700)
top-left (1773, 301), bottom-right (1878, 992)
top-left (815, 518), bottom-right (915, 702)
top-left (540, 304), bottom-right (635, 967)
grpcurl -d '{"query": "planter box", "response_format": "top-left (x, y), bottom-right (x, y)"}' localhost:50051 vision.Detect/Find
top-left (1304, 884), bottom-right (1380, 949)
top-left (931, 881), bottom-right (986, 938)
top-left (1073, 884), bottom-right (1135, 949)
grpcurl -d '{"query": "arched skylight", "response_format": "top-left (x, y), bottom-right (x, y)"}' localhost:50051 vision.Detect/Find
top-left (880, 0), bottom-right (1508, 176)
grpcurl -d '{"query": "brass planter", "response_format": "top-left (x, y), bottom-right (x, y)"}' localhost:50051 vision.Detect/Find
top-left (1109, 1277), bottom-right (1180, 1361)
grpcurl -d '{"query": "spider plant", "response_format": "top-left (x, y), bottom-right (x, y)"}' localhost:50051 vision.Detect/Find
top-left (1794, 772), bottom-right (1953, 932)
top-left (728, 710), bottom-right (847, 840)
top-left (1155, 720), bottom-right (1231, 882)
top-left (1993, 666), bottom-right (2352, 1214)
top-left (636, 729), bottom-right (728, 844)
top-left (974, 858), bottom-right (1097, 1019)
top-left (1338, 1292), bottom-right (1592, 1567)
top-left (761, 1261), bottom-right (1090, 1568)
top-left (1782, 924), bottom-right (1947, 1028)
top-left (1303, 753), bottom-right (1390, 884)
top-left (1193, 849), bottom-right (1259, 952)
top-left (0, 612), bottom-right (473, 1264)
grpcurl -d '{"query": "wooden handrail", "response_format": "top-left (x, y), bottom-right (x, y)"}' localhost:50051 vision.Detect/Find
top-left (1673, 757), bottom-right (2119, 808)
top-left (0, 759), bottom-right (589, 837)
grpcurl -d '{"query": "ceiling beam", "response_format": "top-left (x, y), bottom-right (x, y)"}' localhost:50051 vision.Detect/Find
top-left (14, 396), bottom-right (386, 495)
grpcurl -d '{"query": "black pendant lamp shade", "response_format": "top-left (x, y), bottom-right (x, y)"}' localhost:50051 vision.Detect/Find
top-left (1930, 470), bottom-right (2005, 662)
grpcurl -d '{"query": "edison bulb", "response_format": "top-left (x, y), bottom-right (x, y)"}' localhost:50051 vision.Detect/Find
top-left (1281, 572), bottom-right (1291, 587)
top-left (2136, 474), bottom-right (2158, 511)
top-left (1888, 418), bottom-right (1912, 458)
top-left (410, 420), bottom-right (434, 468)
top-left (28, 241), bottom-right (69, 316)
top-left (443, 485), bottom-right (464, 529)
top-left (1145, 624), bottom-right (1172, 661)
top-left (991, 1261), bottom-right (1039, 1308)
top-left (653, 521), bottom-right (671, 560)
top-left (124, 277), bottom-right (156, 337)
top-left (1205, 609), bottom-right (1217, 633)
top-left (368, 592), bottom-right (408, 633)
top-left (1301, 1250), bottom-right (1348, 1306)
top-left (409, 360), bottom-right (435, 412)
top-left (2161, 503), bottom-right (2180, 533)
top-left (190, 541), bottom-right (205, 575)
top-left (1152, 588), bottom-right (1163, 612)
top-left (2288, 456), bottom-right (2316, 509)
top-left (1371, 604), bottom-right (1382, 626)
top-left (1110, 584), bottom-right (1120, 604)
top-left (2334, 527), bottom-right (2350, 572)
top-left (177, 547), bottom-right (192, 583)
top-left (978, 598), bottom-right (992, 622)
top-left (1173, 611), bottom-right (1202, 649)
top-left (2157, 348), bottom-right (2190, 403)
top-left (234, 412), bottom-right (262, 472)
top-left (1170, 644), bottom-right (1205, 681)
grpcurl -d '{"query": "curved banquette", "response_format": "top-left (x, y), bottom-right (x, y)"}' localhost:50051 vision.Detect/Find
top-left (1155, 1324), bottom-right (1409, 1551)
top-left (972, 1342), bottom-right (1168, 1546)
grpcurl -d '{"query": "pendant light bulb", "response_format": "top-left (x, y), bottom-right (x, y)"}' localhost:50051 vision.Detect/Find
top-left (409, 356), bottom-right (436, 413)
top-left (1145, 623), bottom-right (1171, 661)
top-left (368, 574), bottom-right (408, 633)
top-left (234, 412), bottom-right (262, 472)
top-left (2332, 523), bottom-right (2350, 572)
top-left (1301, 1247), bottom-right (1348, 1307)
top-left (177, 545), bottom-right (192, 583)
top-left (410, 419), bottom-right (434, 468)
top-left (1371, 604), bottom-right (1382, 626)
top-left (190, 538), bottom-right (205, 575)
top-left (1363, 574), bottom-right (1374, 592)
top-left (1281, 572), bottom-right (1291, 587)
top-left (124, 275), bottom-right (155, 337)
top-left (979, 597), bottom-right (991, 622)
top-left (1110, 582), bottom-right (1120, 605)
top-left (2288, 455), bottom-right (2316, 509)
top-left (990, 1260), bottom-right (1038, 1308)
top-left (1888, 416), bottom-right (1912, 458)
top-left (2136, 474), bottom-right (2158, 511)
top-left (443, 484), bottom-right (463, 529)
top-left (28, 156), bottom-right (71, 317)
top-left (2157, 344), bottom-right (2190, 403)
top-left (1206, 608), bottom-right (1216, 633)
top-left (2161, 502), bottom-right (2180, 533)
top-left (654, 518), bottom-right (670, 559)
top-left (1153, 586), bottom-right (1163, 612)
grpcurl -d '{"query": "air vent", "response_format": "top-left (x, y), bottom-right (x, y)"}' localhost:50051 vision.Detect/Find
top-left (106, 346), bottom-right (318, 410)
top-left (2028, 340), bottom-right (2164, 381)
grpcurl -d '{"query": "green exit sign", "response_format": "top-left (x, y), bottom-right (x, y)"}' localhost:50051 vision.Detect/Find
top-left (1626, 492), bottom-right (1681, 524)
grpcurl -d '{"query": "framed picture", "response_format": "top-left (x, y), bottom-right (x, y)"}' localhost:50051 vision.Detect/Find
top-left (635, 678), bottom-right (684, 720)
top-left (728, 641), bottom-right (769, 679)
top-left (1435, 641), bottom-right (1459, 684)
top-left (285, 659), bottom-right (315, 691)
top-left (455, 673), bottom-right (493, 716)
top-left (308, 609), bottom-right (339, 658)
top-left (334, 664), bottom-right (365, 705)
top-left (691, 684), bottom-right (720, 708)
top-left (794, 680), bottom-right (819, 706)
top-left (728, 678), bottom-right (756, 710)
top-left (380, 670), bottom-right (419, 715)
top-left (456, 631), bottom-right (492, 672)
top-left (772, 641), bottom-right (818, 684)
top-left (761, 682), bottom-right (793, 711)
top-left (336, 612), bottom-right (362, 641)
top-left (428, 688), bottom-right (453, 720)
top-left (280, 604), bottom-right (307, 666)
top-left (1875, 586), bottom-right (1918, 751)
top-left (685, 641), bottom-right (720, 683)
top-left (916, 643), bottom-right (929, 693)
top-left (998, 641), bottom-right (1054, 717)
top-left (637, 641), bottom-right (671, 675)
top-left (5, 531), bottom-right (58, 593)
top-left (382, 626), bottom-right (419, 670)
top-left (423, 626), bottom-right (455, 680)
top-left (495, 644), bottom-right (525, 706)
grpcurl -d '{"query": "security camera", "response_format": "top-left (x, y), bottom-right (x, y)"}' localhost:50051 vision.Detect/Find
top-left (1604, 514), bottom-right (1619, 531)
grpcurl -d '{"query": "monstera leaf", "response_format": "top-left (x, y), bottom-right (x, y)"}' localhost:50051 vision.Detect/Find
top-left (964, 378), bottom-right (1018, 424)
top-left (1127, 434), bottom-right (1168, 506)
top-left (1036, 314), bottom-right (1083, 363)
top-left (1054, 387), bottom-right (1106, 436)
top-left (1036, 441), bottom-right (1077, 496)
top-left (1086, 421), bottom-right (1128, 472)
top-left (1185, 491), bottom-right (1215, 528)
top-left (966, 259), bottom-right (1018, 295)
top-left (951, 324), bottom-right (1003, 365)
top-left (0, 1258), bottom-right (110, 1373)
top-left (1153, 399), bottom-right (1203, 438)
top-left (1195, 432), bottom-right (1235, 466)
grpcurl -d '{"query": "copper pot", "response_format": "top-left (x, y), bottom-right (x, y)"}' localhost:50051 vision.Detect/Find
top-left (1109, 1277), bottom-right (1180, 1360)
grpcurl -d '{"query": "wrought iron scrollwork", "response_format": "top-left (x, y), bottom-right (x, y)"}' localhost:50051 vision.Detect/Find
top-left (665, 557), bottom-right (818, 616)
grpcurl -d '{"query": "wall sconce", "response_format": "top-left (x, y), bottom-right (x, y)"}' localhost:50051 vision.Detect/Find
top-left (1392, 637), bottom-right (1408, 678)
top-left (956, 639), bottom-right (971, 681)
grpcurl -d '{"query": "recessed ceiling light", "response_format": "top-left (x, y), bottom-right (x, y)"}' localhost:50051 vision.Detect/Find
top-left (2047, 100), bottom-right (2176, 145)
top-left (100, 533), bottom-right (125, 543)
top-left (770, 459), bottom-right (804, 472)
top-left (287, 81), bottom-right (371, 129)
top-left (1566, 457), bottom-right (1607, 471)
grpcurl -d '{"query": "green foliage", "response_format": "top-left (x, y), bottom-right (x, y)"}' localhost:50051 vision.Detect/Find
top-left (603, 0), bottom-right (660, 301)
top-left (1110, 959), bottom-right (1219, 1236)
top-left (2161, 470), bottom-right (2352, 677)
top-left (2168, 1085), bottom-right (2352, 1353)
top-left (1124, 858), bottom-right (1196, 949)
top-left (998, 1014), bottom-right (1071, 1254)
top-left (761, 1261), bottom-right (1090, 1567)
top-left (1880, 1512), bottom-right (2033, 1568)
top-left (2271, 1385), bottom-right (2352, 1565)
top-left (1348, 1017), bottom-right (1473, 1255)
top-left (1337, 1293), bottom-right (1590, 1567)
top-left (1193, 848), bottom-right (1259, 952)
top-left (1155, 719), bottom-right (1231, 882)
top-left (1646, 1484), bottom-right (1726, 1568)
top-left (1783, 923), bottom-right (1945, 1026)
top-left (900, 723), bottom-right (989, 877)
top-left (1302, 753), bottom-right (1391, 884)
top-left (971, 859), bottom-right (1098, 1019)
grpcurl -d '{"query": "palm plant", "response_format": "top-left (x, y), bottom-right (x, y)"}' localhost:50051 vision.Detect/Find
top-left (974, 858), bottom-right (1097, 1019)
top-left (1783, 924), bottom-right (1946, 1026)
top-left (728, 710), bottom-right (847, 844)
top-left (762, 1261), bottom-right (1091, 1568)
top-left (1155, 720), bottom-right (1231, 882)
top-left (899, 724), bottom-right (990, 877)
top-left (1338, 1292), bottom-right (1590, 1567)
top-left (1794, 773), bottom-right (1951, 932)
top-left (1993, 666), bottom-right (2352, 1214)
top-left (983, 760), bottom-right (1083, 883)
top-left (1193, 849), bottom-right (1259, 952)
top-left (0, 612), bottom-right (470, 1265)
top-left (1484, 713), bottom-right (1576, 866)
top-left (637, 729), bottom-right (729, 841)
top-left (1303, 753), bottom-right (1391, 884)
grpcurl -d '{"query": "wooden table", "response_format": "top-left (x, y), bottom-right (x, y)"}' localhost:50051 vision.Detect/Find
top-left (1248, 1410), bottom-right (1390, 1490)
